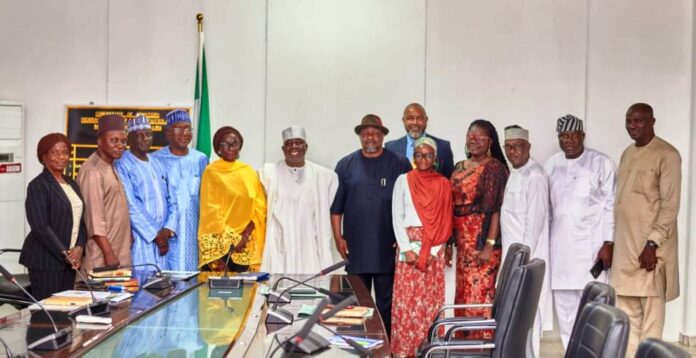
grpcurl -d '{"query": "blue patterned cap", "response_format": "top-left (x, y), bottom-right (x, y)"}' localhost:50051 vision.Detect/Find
top-left (165, 109), bottom-right (191, 127)
top-left (126, 114), bottom-right (151, 133)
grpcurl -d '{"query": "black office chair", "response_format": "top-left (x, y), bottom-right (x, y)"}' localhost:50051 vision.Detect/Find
top-left (564, 302), bottom-right (629, 358)
top-left (567, 281), bottom-right (615, 344)
top-left (418, 258), bottom-right (546, 358)
top-left (0, 249), bottom-right (32, 307)
top-left (635, 338), bottom-right (691, 358)
top-left (426, 243), bottom-right (531, 339)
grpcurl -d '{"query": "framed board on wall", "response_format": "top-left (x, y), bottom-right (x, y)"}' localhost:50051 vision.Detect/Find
top-left (64, 105), bottom-right (191, 179)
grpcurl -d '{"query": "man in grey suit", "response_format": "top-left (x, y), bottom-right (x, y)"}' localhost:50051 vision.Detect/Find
top-left (385, 103), bottom-right (454, 178)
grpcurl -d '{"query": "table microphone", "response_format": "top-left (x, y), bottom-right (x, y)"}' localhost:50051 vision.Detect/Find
top-left (267, 260), bottom-right (348, 305)
top-left (270, 276), bottom-right (345, 302)
top-left (265, 260), bottom-right (348, 325)
top-left (269, 297), bottom-right (331, 357)
top-left (0, 264), bottom-right (72, 351)
top-left (44, 234), bottom-right (110, 317)
top-left (208, 243), bottom-right (241, 289)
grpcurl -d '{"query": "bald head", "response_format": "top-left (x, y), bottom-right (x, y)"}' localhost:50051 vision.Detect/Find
top-left (402, 102), bottom-right (428, 139)
top-left (628, 102), bottom-right (654, 117)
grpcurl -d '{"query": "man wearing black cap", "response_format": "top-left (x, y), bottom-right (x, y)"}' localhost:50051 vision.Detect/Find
top-left (77, 114), bottom-right (132, 274)
top-left (330, 114), bottom-right (412, 336)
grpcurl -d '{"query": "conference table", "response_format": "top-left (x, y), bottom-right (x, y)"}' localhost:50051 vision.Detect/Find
top-left (0, 273), bottom-right (391, 357)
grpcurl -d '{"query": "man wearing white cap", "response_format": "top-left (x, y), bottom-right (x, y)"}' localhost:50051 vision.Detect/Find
top-left (115, 114), bottom-right (175, 269)
top-left (258, 125), bottom-right (339, 274)
top-left (500, 125), bottom-right (552, 357)
top-left (544, 114), bottom-right (616, 349)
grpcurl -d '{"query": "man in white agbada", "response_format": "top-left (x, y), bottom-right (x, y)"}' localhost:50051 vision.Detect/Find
top-left (500, 125), bottom-right (552, 358)
top-left (259, 125), bottom-right (339, 274)
top-left (544, 115), bottom-right (616, 349)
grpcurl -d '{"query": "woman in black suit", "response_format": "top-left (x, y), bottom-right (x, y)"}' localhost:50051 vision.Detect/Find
top-left (20, 133), bottom-right (87, 300)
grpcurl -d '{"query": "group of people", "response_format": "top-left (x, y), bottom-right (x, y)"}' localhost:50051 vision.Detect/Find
top-left (20, 102), bottom-right (680, 357)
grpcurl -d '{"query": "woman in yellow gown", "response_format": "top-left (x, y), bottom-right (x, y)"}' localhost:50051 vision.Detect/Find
top-left (198, 126), bottom-right (267, 272)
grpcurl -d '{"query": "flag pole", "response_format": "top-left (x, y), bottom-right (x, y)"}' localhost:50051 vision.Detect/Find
top-left (193, 13), bottom-right (204, 147)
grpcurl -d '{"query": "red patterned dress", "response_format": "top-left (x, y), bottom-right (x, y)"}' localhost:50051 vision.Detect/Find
top-left (450, 158), bottom-right (508, 339)
top-left (391, 227), bottom-right (446, 357)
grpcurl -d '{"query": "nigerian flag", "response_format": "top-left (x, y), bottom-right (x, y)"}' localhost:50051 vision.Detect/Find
top-left (194, 29), bottom-right (211, 157)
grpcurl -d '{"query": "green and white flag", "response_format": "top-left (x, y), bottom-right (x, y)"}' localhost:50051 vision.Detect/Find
top-left (194, 30), bottom-right (211, 157)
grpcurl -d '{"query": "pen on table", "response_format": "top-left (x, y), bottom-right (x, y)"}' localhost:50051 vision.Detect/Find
top-left (107, 285), bottom-right (126, 293)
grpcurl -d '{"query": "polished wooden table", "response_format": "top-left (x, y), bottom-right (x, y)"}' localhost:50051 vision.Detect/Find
top-left (0, 274), bottom-right (390, 357)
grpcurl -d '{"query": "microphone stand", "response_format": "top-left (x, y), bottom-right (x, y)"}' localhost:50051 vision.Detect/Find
top-left (208, 244), bottom-right (241, 289)
top-left (0, 265), bottom-right (72, 351)
top-left (265, 260), bottom-right (348, 325)
top-left (63, 252), bottom-right (110, 317)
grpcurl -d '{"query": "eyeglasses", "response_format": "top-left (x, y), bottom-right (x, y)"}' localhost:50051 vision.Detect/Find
top-left (414, 152), bottom-right (435, 160)
top-left (219, 140), bottom-right (241, 150)
top-left (504, 143), bottom-right (526, 151)
top-left (466, 134), bottom-right (490, 143)
top-left (171, 127), bottom-right (193, 135)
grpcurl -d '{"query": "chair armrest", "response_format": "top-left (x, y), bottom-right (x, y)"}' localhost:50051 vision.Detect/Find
top-left (421, 341), bottom-right (496, 358)
top-left (428, 318), bottom-right (496, 342)
top-left (444, 321), bottom-right (497, 342)
top-left (435, 303), bottom-right (493, 320)
top-left (0, 249), bottom-right (21, 256)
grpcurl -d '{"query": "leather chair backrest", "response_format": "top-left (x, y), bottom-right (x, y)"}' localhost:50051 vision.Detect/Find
top-left (492, 243), bottom-right (530, 318)
top-left (567, 281), bottom-right (616, 342)
top-left (635, 338), bottom-right (691, 358)
top-left (565, 302), bottom-right (630, 358)
top-left (492, 258), bottom-right (544, 358)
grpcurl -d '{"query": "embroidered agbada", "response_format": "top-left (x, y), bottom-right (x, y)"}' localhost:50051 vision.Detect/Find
top-left (198, 159), bottom-right (267, 268)
top-left (406, 170), bottom-right (452, 270)
top-left (151, 146), bottom-right (208, 271)
top-left (77, 152), bottom-right (132, 273)
top-left (115, 151), bottom-right (175, 269)
top-left (259, 161), bottom-right (338, 274)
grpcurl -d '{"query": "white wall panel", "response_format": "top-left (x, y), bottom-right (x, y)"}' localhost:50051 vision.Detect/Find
top-left (265, 0), bottom-right (426, 168)
top-left (108, 0), bottom-right (267, 166)
top-left (0, 0), bottom-right (108, 184)
top-left (585, 0), bottom-right (693, 341)
top-left (426, 0), bottom-right (587, 164)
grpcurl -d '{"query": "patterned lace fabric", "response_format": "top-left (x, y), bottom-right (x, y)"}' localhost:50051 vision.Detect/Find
top-left (59, 182), bottom-right (83, 248)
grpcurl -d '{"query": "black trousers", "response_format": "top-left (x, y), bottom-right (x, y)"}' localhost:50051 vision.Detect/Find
top-left (355, 273), bottom-right (394, 337)
top-left (28, 269), bottom-right (76, 301)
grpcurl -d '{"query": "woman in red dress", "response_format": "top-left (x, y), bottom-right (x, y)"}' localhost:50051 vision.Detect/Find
top-left (391, 137), bottom-right (453, 357)
top-left (447, 119), bottom-right (508, 339)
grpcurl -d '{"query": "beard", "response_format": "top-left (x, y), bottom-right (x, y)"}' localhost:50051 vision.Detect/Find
top-left (364, 144), bottom-right (379, 153)
top-left (407, 130), bottom-right (423, 139)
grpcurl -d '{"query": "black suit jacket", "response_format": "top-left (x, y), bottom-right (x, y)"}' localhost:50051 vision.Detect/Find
top-left (20, 170), bottom-right (87, 271)
top-left (385, 134), bottom-right (455, 178)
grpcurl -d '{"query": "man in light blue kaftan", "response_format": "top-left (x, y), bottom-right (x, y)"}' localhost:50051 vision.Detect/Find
top-left (151, 109), bottom-right (208, 271)
top-left (114, 114), bottom-right (175, 270)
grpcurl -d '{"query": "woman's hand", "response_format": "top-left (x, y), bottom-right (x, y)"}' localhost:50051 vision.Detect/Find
top-left (404, 250), bottom-right (418, 265)
top-left (476, 244), bottom-right (493, 265)
top-left (66, 246), bottom-right (83, 269)
top-left (445, 246), bottom-right (453, 267)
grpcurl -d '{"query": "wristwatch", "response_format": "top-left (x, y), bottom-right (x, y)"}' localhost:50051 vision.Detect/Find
top-left (646, 240), bottom-right (658, 249)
